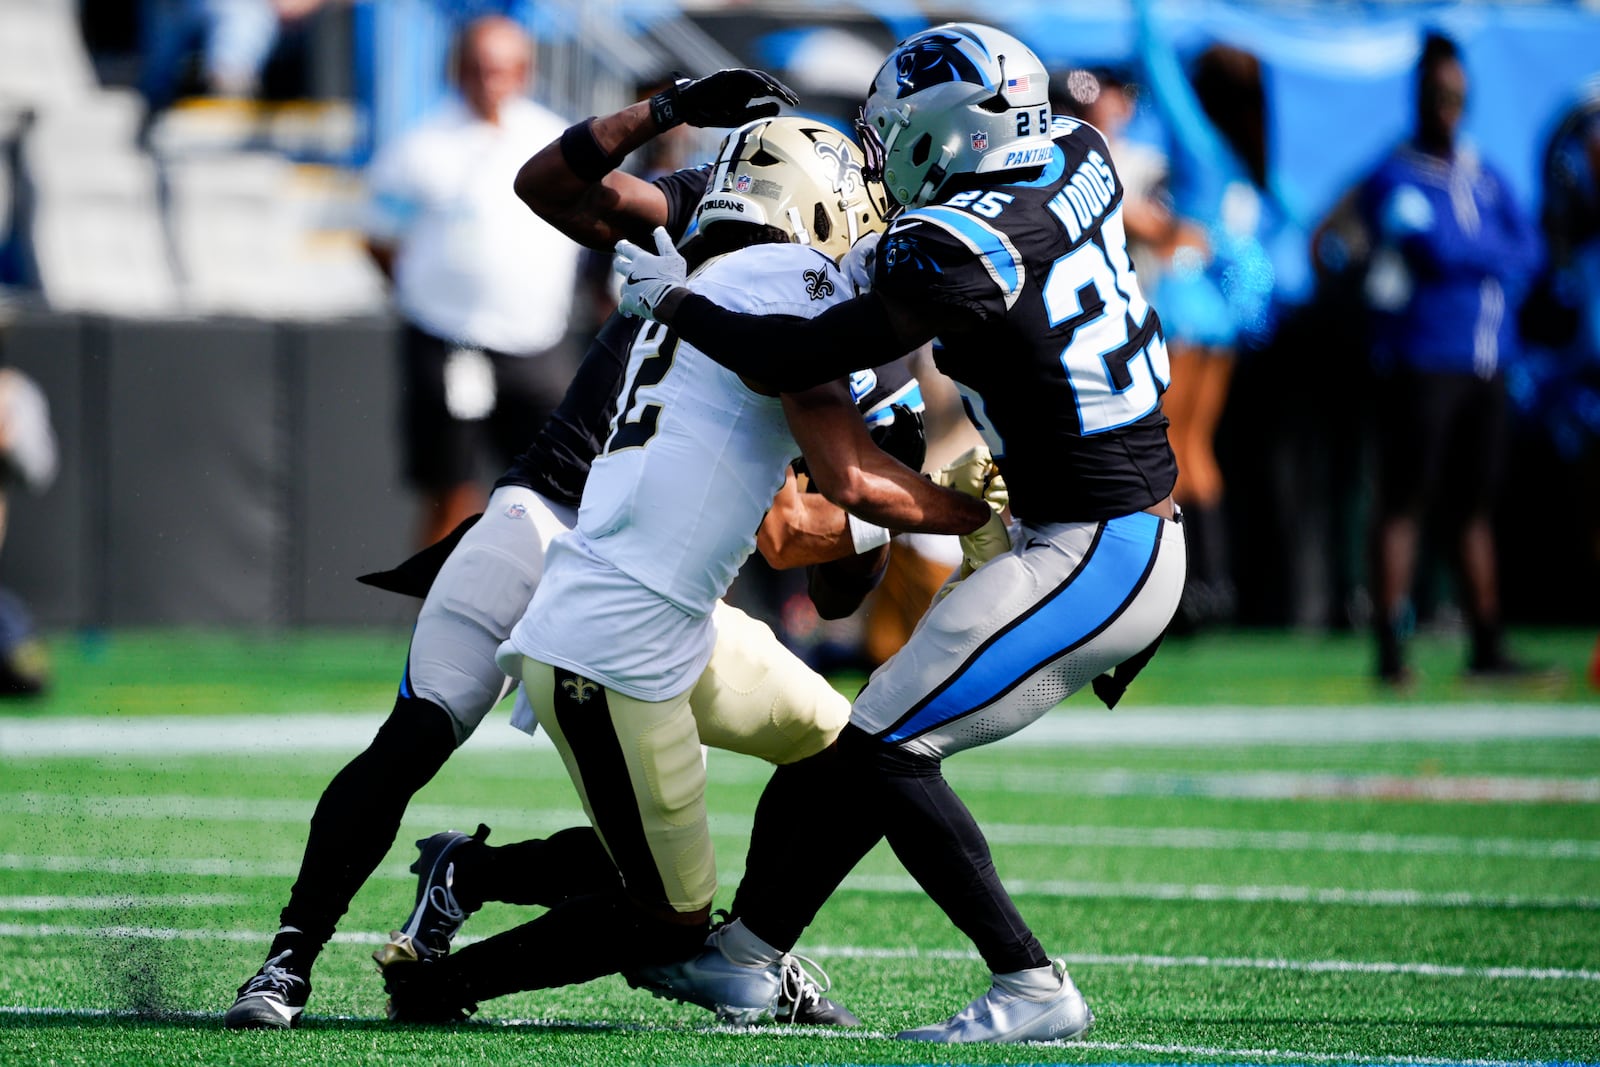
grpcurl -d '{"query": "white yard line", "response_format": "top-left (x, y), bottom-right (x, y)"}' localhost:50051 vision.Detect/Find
top-left (5, 706), bottom-right (1600, 756)
top-left (980, 823), bottom-right (1600, 859)
top-left (952, 766), bottom-right (1600, 802)
top-left (0, 1005), bottom-right (1590, 1067)
top-left (0, 925), bottom-right (1594, 985)
top-left (835, 873), bottom-right (1600, 910)
top-left (0, 894), bottom-right (242, 911)
top-left (0, 853), bottom-right (305, 878)
top-left (3, 862), bottom-right (1597, 912)
top-left (9, 712), bottom-right (1600, 805)
top-left (6, 791), bottom-right (1598, 859)
top-left (804, 944), bottom-right (1600, 982)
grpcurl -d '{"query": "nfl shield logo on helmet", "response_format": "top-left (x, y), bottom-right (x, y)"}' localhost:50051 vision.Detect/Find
top-left (971, 131), bottom-right (988, 152)
top-left (735, 173), bottom-right (752, 192)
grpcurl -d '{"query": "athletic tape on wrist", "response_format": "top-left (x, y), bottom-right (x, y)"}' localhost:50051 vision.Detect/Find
top-left (649, 84), bottom-right (686, 131)
top-left (847, 513), bottom-right (892, 554)
top-left (559, 118), bottom-right (618, 182)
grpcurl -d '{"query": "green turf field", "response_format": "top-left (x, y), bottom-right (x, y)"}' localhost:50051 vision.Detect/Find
top-left (2, 628), bottom-right (1597, 1066)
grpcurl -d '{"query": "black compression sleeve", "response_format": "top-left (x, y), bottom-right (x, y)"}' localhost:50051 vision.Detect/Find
top-left (672, 290), bottom-right (903, 393)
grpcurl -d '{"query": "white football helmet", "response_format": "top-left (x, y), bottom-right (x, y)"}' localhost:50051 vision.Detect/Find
top-left (694, 116), bottom-right (891, 262)
top-left (857, 23), bottom-right (1055, 208)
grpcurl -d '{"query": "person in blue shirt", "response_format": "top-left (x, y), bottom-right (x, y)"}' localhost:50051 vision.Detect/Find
top-left (1358, 31), bottom-right (1540, 684)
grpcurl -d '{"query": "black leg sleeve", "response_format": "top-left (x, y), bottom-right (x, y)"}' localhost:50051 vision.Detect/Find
top-left (434, 890), bottom-right (709, 1004)
top-left (277, 695), bottom-right (457, 951)
top-left (729, 733), bottom-right (887, 952)
top-left (454, 826), bottom-right (623, 910)
top-left (857, 731), bottom-right (1048, 975)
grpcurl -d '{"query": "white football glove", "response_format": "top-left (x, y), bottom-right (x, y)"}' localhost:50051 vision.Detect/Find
top-left (929, 446), bottom-right (1007, 508)
top-left (960, 507), bottom-right (1012, 573)
top-left (839, 231), bottom-right (882, 292)
top-left (614, 226), bottom-right (688, 321)
top-left (929, 446), bottom-right (1011, 572)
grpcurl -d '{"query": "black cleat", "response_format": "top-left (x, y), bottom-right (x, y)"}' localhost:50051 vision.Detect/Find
top-left (375, 824), bottom-right (489, 967)
top-left (774, 954), bottom-right (862, 1027)
top-left (378, 954), bottom-right (477, 1024)
top-left (224, 949), bottom-right (309, 1030)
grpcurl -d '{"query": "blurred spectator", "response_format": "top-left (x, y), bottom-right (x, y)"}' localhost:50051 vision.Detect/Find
top-left (363, 15), bottom-right (581, 546)
top-left (1357, 32), bottom-right (1540, 684)
top-left (1051, 67), bottom-right (1174, 281)
top-left (1516, 84), bottom-right (1600, 463)
top-left (1509, 85), bottom-right (1600, 637)
top-left (1134, 7), bottom-right (1299, 627)
top-left (139, 0), bottom-right (326, 109)
top-left (0, 368), bottom-right (58, 696)
top-left (1054, 61), bottom-right (1240, 629)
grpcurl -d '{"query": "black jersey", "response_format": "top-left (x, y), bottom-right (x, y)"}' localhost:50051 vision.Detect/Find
top-left (496, 166), bottom-right (710, 505)
top-left (874, 118), bottom-right (1177, 523)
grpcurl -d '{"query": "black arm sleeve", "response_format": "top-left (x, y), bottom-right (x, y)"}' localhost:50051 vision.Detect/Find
top-left (672, 291), bottom-right (903, 393)
top-left (656, 165), bottom-right (712, 241)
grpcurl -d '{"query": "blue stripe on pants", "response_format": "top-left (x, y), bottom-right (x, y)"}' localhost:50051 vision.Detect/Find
top-left (883, 511), bottom-right (1162, 744)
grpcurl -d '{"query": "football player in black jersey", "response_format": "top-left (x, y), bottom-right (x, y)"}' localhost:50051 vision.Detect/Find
top-left (224, 70), bottom-right (919, 1030)
top-left (617, 24), bottom-right (1187, 1044)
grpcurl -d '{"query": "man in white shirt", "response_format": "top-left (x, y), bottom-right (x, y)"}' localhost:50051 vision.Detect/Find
top-left (364, 16), bottom-right (581, 545)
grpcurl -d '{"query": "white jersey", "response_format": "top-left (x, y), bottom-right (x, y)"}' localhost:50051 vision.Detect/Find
top-left (507, 241), bottom-right (857, 700)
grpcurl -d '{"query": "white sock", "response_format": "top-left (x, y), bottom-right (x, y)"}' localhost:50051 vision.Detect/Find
top-left (993, 962), bottom-right (1064, 998)
top-left (712, 918), bottom-right (783, 966)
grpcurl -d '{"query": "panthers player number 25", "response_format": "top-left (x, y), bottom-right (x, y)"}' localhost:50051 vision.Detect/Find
top-left (1044, 208), bottom-right (1169, 435)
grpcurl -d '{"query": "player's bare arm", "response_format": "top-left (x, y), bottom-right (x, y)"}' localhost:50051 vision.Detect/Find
top-left (782, 379), bottom-right (988, 536)
top-left (756, 467), bottom-right (892, 621)
top-left (515, 69), bottom-right (797, 250)
top-left (514, 100), bottom-right (672, 249)
top-left (756, 467), bottom-right (856, 568)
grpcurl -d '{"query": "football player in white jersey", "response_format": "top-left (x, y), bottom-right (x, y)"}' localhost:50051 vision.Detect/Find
top-left (223, 72), bottom-right (933, 1031)
top-left (368, 115), bottom-right (1006, 1025)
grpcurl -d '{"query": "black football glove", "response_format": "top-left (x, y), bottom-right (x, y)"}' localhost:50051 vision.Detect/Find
top-left (870, 404), bottom-right (927, 473)
top-left (650, 68), bottom-right (799, 130)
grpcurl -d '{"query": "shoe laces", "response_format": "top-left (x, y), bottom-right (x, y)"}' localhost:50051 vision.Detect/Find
top-left (241, 950), bottom-right (306, 999)
top-left (777, 952), bottom-right (831, 1013)
top-left (426, 863), bottom-right (467, 932)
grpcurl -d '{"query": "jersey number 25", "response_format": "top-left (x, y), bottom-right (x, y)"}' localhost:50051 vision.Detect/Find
top-left (1043, 208), bottom-right (1169, 435)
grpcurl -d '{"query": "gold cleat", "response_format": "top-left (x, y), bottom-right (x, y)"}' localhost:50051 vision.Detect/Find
top-left (372, 932), bottom-right (422, 972)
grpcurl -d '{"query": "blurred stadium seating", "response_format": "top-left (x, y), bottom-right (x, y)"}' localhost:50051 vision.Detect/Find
top-left (0, 0), bottom-right (1595, 633)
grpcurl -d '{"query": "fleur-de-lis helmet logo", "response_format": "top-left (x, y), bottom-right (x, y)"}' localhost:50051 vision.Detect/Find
top-left (813, 138), bottom-right (864, 200)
